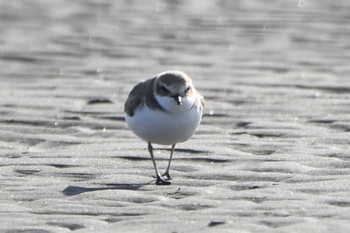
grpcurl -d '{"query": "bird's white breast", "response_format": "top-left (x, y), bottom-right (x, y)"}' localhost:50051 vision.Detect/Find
top-left (125, 96), bottom-right (202, 145)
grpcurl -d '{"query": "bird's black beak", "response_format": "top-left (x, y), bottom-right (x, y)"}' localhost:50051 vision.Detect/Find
top-left (173, 94), bottom-right (182, 105)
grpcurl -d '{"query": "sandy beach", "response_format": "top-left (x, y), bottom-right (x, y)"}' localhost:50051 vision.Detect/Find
top-left (1, 0), bottom-right (350, 232)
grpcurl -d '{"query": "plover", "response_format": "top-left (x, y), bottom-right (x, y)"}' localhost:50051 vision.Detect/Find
top-left (124, 71), bottom-right (204, 185)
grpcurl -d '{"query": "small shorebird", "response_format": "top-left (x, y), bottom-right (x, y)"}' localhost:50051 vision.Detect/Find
top-left (124, 71), bottom-right (204, 185)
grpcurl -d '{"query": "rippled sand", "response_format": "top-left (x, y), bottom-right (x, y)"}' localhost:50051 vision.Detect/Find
top-left (1, 0), bottom-right (350, 232)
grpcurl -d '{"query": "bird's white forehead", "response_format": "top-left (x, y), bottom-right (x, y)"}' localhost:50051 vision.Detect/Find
top-left (156, 70), bottom-right (193, 88)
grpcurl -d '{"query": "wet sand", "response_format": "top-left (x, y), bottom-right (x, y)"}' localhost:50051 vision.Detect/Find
top-left (1, 0), bottom-right (350, 232)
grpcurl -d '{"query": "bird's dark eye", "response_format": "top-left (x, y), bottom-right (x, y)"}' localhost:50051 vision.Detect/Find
top-left (161, 85), bottom-right (169, 93)
top-left (185, 86), bottom-right (191, 93)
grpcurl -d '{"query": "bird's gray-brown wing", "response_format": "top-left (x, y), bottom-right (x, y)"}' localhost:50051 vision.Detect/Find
top-left (198, 94), bottom-right (205, 110)
top-left (124, 80), bottom-right (149, 117)
top-left (124, 77), bottom-right (167, 116)
top-left (193, 88), bottom-right (205, 111)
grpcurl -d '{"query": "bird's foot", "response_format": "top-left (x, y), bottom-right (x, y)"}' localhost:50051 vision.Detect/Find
top-left (156, 176), bottom-right (171, 185)
top-left (161, 171), bottom-right (172, 181)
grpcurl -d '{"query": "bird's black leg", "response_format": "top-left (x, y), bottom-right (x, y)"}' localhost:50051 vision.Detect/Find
top-left (148, 142), bottom-right (171, 185)
top-left (162, 144), bottom-right (176, 180)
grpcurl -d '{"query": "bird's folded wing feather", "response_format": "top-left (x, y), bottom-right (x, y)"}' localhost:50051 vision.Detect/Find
top-left (124, 80), bottom-right (149, 116)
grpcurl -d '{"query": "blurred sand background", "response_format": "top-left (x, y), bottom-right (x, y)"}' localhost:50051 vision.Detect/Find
top-left (1, 0), bottom-right (350, 232)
